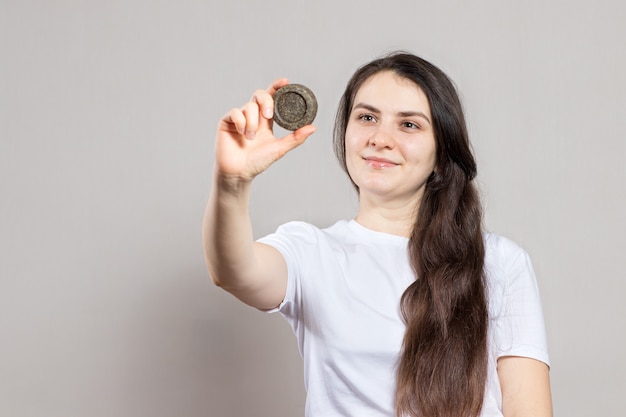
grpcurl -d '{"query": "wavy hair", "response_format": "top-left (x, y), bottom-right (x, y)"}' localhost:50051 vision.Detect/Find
top-left (333, 52), bottom-right (488, 417)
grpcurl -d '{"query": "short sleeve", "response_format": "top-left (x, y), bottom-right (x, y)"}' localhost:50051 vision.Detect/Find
top-left (256, 221), bottom-right (319, 320)
top-left (488, 236), bottom-right (550, 367)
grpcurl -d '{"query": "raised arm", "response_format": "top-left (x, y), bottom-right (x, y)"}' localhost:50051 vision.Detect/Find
top-left (202, 79), bottom-right (316, 310)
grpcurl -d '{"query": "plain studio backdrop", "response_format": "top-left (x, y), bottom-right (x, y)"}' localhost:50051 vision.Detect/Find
top-left (1, 1), bottom-right (624, 416)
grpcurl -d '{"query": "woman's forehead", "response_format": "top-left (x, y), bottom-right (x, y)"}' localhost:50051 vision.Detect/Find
top-left (352, 71), bottom-right (431, 114)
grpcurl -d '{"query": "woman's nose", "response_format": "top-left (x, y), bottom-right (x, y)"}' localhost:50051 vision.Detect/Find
top-left (368, 124), bottom-right (395, 149)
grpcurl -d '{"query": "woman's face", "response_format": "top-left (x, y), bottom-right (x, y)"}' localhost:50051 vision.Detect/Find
top-left (345, 71), bottom-right (437, 204)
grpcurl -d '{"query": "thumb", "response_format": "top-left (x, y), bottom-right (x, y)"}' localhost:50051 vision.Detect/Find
top-left (275, 125), bottom-right (317, 156)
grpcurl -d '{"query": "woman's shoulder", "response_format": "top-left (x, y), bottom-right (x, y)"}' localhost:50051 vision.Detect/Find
top-left (483, 232), bottom-right (537, 287)
top-left (483, 232), bottom-right (539, 297)
top-left (271, 219), bottom-right (350, 236)
top-left (262, 219), bottom-right (403, 251)
top-left (483, 232), bottom-right (529, 262)
top-left (260, 219), bottom-right (352, 245)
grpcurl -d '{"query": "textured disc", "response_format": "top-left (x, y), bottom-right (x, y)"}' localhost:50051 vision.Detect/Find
top-left (273, 84), bottom-right (317, 131)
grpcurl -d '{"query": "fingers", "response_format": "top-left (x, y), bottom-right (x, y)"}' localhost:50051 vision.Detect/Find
top-left (221, 97), bottom-right (265, 139)
top-left (267, 78), bottom-right (289, 95)
top-left (221, 108), bottom-right (246, 136)
top-left (251, 89), bottom-right (274, 124)
top-left (275, 125), bottom-right (317, 157)
top-left (251, 78), bottom-right (288, 129)
top-left (241, 100), bottom-right (259, 139)
top-left (220, 78), bottom-right (291, 139)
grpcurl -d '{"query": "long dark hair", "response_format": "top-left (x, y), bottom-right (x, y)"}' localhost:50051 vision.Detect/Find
top-left (333, 52), bottom-right (488, 417)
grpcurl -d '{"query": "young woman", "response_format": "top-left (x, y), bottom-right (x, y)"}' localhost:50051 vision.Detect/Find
top-left (203, 52), bottom-right (552, 417)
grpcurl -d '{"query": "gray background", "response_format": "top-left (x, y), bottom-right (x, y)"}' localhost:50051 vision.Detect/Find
top-left (1, 1), bottom-right (624, 416)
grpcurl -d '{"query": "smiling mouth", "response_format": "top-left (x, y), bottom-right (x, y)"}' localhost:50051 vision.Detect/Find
top-left (363, 157), bottom-right (398, 169)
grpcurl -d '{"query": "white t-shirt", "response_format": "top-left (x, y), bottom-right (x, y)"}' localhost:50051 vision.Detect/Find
top-left (258, 219), bottom-right (549, 417)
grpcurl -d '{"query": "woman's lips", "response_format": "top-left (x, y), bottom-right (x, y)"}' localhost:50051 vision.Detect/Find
top-left (363, 156), bottom-right (398, 169)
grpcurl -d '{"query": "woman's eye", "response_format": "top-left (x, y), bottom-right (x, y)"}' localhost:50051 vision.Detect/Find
top-left (358, 114), bottom-right (376, 122)
top-left (402, 121), bottom-right (420, 129)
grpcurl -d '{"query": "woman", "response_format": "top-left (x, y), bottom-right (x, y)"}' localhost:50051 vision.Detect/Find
top-left (203, 52), bottom-right (552, 417)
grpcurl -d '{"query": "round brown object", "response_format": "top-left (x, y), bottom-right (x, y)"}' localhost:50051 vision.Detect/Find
top-left (273, 84), bottom-right (317, 131)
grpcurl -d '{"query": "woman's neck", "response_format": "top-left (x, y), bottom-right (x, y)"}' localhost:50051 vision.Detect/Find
top-left (355, 194), bottom-right (420, 238)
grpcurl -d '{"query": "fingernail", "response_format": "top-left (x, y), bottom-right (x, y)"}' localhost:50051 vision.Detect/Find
top-left (264, 108), bottom-right (272, 119)
top-left (245, 130), bottom-right (255, 139)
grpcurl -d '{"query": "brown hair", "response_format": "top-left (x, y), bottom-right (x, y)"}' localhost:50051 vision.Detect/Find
top-left (333, 52), bottom-right (488, 417)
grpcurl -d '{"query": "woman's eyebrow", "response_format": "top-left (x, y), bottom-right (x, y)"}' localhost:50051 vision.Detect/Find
top-left (398, 110), bottom-right (431, 125)
top-left (353, 102), bottom-right (431, 125)
top-left (353, 102), bottom-right (380, 113)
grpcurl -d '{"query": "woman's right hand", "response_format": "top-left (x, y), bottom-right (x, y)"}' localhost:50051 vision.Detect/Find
top-left (214, 78), bottom-right (317, 183)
